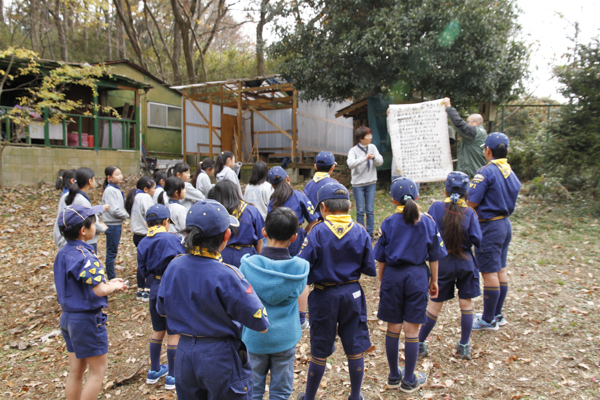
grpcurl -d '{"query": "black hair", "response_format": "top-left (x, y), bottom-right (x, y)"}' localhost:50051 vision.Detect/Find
top-left (208, 180), bottom-right (241, 215)
top-left (191, 158), bottom-right (216, 187)
top-left (59, 215), bottom-right (96, 241)
top-left (125, 176), bottom-right (155, 215)
top-left (65, 167), bottom-right (96, 205)
top-left (103, 166), bottom-right (120, 190)
top-left (399, 197), bottom-right (420, 225)
top-left (159, 177), bottom-right (186, 205)
top-left (270, 178), bottom-right (293, 210)
top-left (55, 169), bottom-right (76, 191)
top-left (248, 161), bottom-right (268, 186)
top-left (167, 162), bottom-right (190, 178)
top-left (353, 126), bottom-right (372, 146)
top-left (202, 158), bottom-right (216, 170)
top-left (442, 192), bottom-right (469, 259)
top-left (153, 170), bottom-right (168, 187)
top-left (491, 143), bottom-right (508, 159)
top-left (316, 164), bottom-right (333, 172)
top-left (184, 226), bottom-right (226, 254)
top-left (265, 207), bottom-right (299, 241)
top-left (215, 151), bottom-right (234, 175)
top-left (146, 215), bottom-right (167, 227)
top-left (321, 198), bottom-right (351, 213)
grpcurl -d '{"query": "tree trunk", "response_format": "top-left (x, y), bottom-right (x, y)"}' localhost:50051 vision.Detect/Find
top-left (113, 0), bottom-right (147, 68)
top-left (49, 0), bottom-right (68, 61)
top-left (104, 7), bottom-right (112, 60)
top-left (256, 4), bottom-right (267, 76)
top-left (170, 0), bottom-right (195, 84)
top-left (115, 0), bottom-right (125, 58)
top-left (0, 0), bottom-right (4, 25)
top-left (172, 23), bottom-right (182, 84)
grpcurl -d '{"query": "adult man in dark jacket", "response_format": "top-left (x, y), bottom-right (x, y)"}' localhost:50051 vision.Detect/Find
top-left (443, 97), bottom-right (487, 177)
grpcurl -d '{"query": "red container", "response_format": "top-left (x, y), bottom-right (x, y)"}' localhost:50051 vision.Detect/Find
top-left (87, 135), bottom-right (94, 148)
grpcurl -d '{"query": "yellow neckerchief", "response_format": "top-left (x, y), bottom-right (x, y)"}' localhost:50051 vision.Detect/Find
top-left (443, 198), bottom-right (468, 208)
top-left (395, 205), bottom-right (404, 214)
top-left (313, 172), bottom-right (330, 183)
top-left (190, 247), bottom-right (223, 262)
top-left (147, 226), bottom-right (167, 237)
top-left (489, 158), bottom-right (512, 179)
top-left (232, 201), bottom-right (248, 220)
top-left (324, 214), bottom-right (354, 239)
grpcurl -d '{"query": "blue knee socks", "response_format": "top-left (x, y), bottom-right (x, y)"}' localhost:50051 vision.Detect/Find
top-left (347, 355), bottom-right (364, 400)
top-left (482, 286), bottom-right (500, 323)
top-left (460, 309), bottom-right (474, 345)
top-left (299, 311), bottom-right (307, 325)
top-left (167, 344), bottom-right (177, 377)
top-left (495, 282), bottom-right (508, 317)
top-left (418, 311), bottom-right (438, 342)
top-left (149, 339), bottom-right (162, 372)
top-left (403, 337), bottom-right (419, 384)
top-left (385, 330), bottom-right (401, 379)
top-left (304, 356), bottom-right (326, 400)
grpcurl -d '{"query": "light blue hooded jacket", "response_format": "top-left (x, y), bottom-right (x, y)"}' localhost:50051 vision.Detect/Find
top-left (240, 253), bottom-right (309, 354)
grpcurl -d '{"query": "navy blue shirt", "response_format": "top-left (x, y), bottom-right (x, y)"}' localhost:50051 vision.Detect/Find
top-left (468, 159), bottom-right (521, 220)
top-left (299, 215), bottom-right (376, 285)
top-left (375, 212), bottom-right (448, 267)
top-left (427, 201), bottom-right (482, 251)
top-left (303, 173), bottom-right (337, 218)
top-left (228, 201), bottom-right (264, 247)
top-left (260, 247), bottom-right (292, 261)
top-left (53, 240), bottom-right (108, 312)
top-left (157, 253), bottom-right (270, 337)
top-left (268, 190), bottom-right (318, 226)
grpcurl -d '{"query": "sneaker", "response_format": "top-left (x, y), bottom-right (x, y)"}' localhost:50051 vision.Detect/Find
top-left (472, 316), bottom-right (499, 331)
top-left (136, 291), bottom-right (143, 301)
top-left (301, 320), bottom-right (310, 331)
top-left (456, 341), bottom-right (471, 360)
top-left (400, 372), bottom-right (427, 393)
top-left (475, 313), bottom-right (507, 326)
top-left (165, 375), bottom-right (176, 390)
top-left (142, 291), bottom-right (150, 302)
top-left (297, 393), bottom-right (305, 400)
top-left (388, 366), bottom-right (405, 388)
top-left (146, 364), bottom-right (169, 384)
top-left (418, 342), bottom-right (429, 358)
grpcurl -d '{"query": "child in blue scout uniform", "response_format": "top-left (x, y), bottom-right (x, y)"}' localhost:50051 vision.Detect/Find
top-left (303, 151), bottom-right (338, 219)
top-left (267, 166), bottom-right (318, 257)
top-left (54, 204), bottom-right (128, 399)
top-left (209, 180), bottom-right (264, 267)
top-left (375, 177), bottom-right (447, 393)
top-left (417, 172), bottom-right (483, 360)
top-left (298, 182), bottom-right (376, 400)
top-left (138, 204), bottom-right (186, 390)
top-left (468, 132), bottom-right (521, 330)
top-left (239, 207), bottom-right (310, 400)
top-left (157, 199), bottom-right (270, 399)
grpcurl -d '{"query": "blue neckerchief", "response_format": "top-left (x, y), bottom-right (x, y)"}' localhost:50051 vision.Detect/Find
top-left (61, 188), bottom-right (69, 196)
top-left (108, 183), bottom-right (125, 200)
top-left (135, 189), bottom-right (145, 195)
top-left (358, 144), bottom-right (371, 171)
top-left (156, 184), bottom-right (163, 189)
top-left (77, 190), bottom-right (91, 202)
top-left (169, 199), bottom-right (181, 204)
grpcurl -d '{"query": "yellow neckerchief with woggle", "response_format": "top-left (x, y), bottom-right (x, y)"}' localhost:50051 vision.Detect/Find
top-left (324, 214), bottom-right (354, 239)
top-left (312, 172), bottom-right (330, 183)
top-left (232, 201), bottom-right (248, 220)
top-left (443, 198), bottom-right (468, 208)
top-left (489, 158), bottom-right (512, 178)
top-left (395, 205), bottom-right (404, 214)
top-left (147, 226), bottom-right (167, 237)
top-left (190, 247), bottom-right (223, 262)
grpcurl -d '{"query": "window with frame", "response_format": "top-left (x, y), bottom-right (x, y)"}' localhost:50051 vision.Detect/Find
top-left (148, 102), bottom-right (181, 129)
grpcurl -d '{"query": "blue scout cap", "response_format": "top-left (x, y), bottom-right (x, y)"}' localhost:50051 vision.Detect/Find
top-left (268, 166), bottom-right (288, 185)
top-left (484, 132), bottom-right (510, 149)
top-left (59, 204), bottom-right (104, 231)
top-left (445, 171), bottom-right (469, 195)
top-left (145, 204), bottom-right (174, 224)
top-left (390, 177), bottom-right (419, 202)
top-left (315, 151), bottom-right (336, 167)
top-left (317, 182), bottom-right (350, 205)
top-left (186, 199), bottom-right (239, 237)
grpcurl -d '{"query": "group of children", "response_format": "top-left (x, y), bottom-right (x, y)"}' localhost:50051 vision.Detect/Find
top-left (53, 131), bottom-right (521, 399)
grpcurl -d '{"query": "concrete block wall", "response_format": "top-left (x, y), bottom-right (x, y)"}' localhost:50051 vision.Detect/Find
top-left (0, 146), bottom-right (140, 186)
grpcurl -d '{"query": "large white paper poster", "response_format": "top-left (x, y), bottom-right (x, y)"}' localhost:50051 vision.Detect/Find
top-left (387, 100), bottom-right (453, 183)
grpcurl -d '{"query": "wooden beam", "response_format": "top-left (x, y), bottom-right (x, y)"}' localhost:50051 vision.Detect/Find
top-left (209, 94), bottom-right (213, 157)
top-left (183, 99), bottom-right (187, 158)
top-left (240, 83), bottom-right (294, 94)
top-left (255, 130), bottom-right (291, 134)
top-left (292, 89), bottom-right (298, 163)
top-left (237, 81), bottom-right (243, 161)
top-left (189, 99), bottom-right (221, 141)
top-left (249, 106), bottom-right (293, 140)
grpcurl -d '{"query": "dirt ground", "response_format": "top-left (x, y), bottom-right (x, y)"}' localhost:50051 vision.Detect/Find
top-left (0, 175), bottom-right (599, 399)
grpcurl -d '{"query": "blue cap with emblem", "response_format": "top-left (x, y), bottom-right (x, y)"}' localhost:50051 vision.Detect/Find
top-left (59, 204), bottom-right (105, 231)
top-left (315, 151), bottom-right (336, 167)
top-left (186, 199), bottom-right (240, 237)
top-left (390, 177), bottom-right (419, 203)
top-left (317, 182), bottom-right (350, 205)
top-left (484, 132), bottom-right (510, 149)
top-left (268, 166), bottom-right (288, 185)
top-left (445, 171), bottom-right (469, 195)
top-left (145, 204), bottom-right (174, 224)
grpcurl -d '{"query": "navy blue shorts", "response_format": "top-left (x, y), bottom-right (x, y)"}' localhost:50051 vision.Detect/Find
top-left (308, 282), bottom-right (371, 358)
top-left (175, 335), bottom-right (253, 400)
top-left (475, 218), bottom-right (512, 273)
top-left (60, 310), bottom-right (108, 359)
top-left (149, 289), bottom-right (176, 335)
top-left (432, 254), bottom-right (481, 302)
top-left (222, 246), bottom-right (257, 268)
top-left (378, 264), bottom-right (429, 324)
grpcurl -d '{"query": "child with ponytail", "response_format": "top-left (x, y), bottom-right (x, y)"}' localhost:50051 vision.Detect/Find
top-left (416, 172), bottom-right (482, 360)
top-left (102, 166), bottom-right (129, 280)
top-left (125, 176), bottom-right (156, 301)
top-left (53, 169), bottom-right (76, 250)
top-left (159, 177), bottom-right (187, 237)
top-left (375, 177), bottom-right (447, 393)
top-left (153, 170), bottom-right (168, 204)
top-left (191, 158), bottom-right (215, 198)
top-left (215, 151), bottom-right (243, 198)
top-left (167, 162), bottom-right (204, 210)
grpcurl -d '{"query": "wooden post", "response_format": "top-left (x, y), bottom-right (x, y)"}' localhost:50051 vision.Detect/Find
top-left (209, 94), bottom-right (213, 157)
top-left (43, 108), bottom-right (50, 147)
top-left (292, 89), bottom-right (298, 164)
top-left (250, 110), bottom-right (254, 162)
top-left (183, 91), bottom-right (187, 159)
top-left (93, 87), bottom-right (99, 150)
top-left (237, 81), bottom-right (243, 162)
